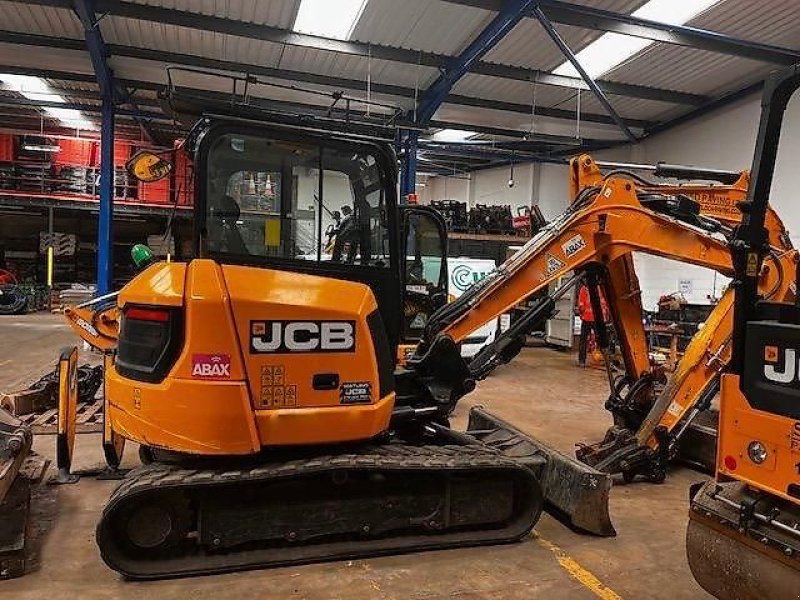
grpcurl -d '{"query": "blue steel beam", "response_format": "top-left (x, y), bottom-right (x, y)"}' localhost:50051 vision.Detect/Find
top-left (532, 6), bottom-right (637, 143)
top-left (414, 0), bottom-right (535, 126)
top-left (96, 97), bottom-right (115, 294)
top-left (72, 0), bottom-right (115, 101)
top-left (72, 0), bottom-right (116, 294)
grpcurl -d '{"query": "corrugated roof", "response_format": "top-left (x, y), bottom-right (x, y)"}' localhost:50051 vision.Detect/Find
top-left (0, 0), bottom-right (83, 39)
top-left (0, 0), bottom-right (795, 146)
top-left (101, 16), bottom-right (286, 67)
top-left (484, 0), bottom-right (646, 70)
top-left (351, 0), bottom-right (493, 55)
top-left (125, 0), bottom-right (301, 28)
top-left (453, 73), bottom-right (574, 107)
top-left (577, 94), bottom-right (680, 121)
top-left (601, 0), bottom-right (800, 97)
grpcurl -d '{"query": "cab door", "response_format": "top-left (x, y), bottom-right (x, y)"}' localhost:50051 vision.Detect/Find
top-left (399, 206), bottom-right (448, 347)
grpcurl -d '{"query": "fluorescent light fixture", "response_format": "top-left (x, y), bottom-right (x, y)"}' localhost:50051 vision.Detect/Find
top-left (0, 74), bottom-right (97, 130)
top-left (552, 0), bottom-right (723, 79)
top-left (293, 0), bottom-right (369, 40)
top-left (22, 143), bottom-right (60, 152)
top-left (430, 128), bottom-right (477, 143)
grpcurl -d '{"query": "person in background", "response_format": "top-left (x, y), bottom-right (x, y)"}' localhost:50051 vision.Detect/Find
top-left (576, 281), bottom-right (608, 367)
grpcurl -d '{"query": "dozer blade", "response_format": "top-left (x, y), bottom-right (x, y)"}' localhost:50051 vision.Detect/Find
top-left (688, 480), bottom-right (800, 600)
top-left (467, 407), bottom-right (616, 537)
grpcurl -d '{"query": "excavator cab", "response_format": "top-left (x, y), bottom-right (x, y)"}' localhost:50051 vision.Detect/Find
top-left (687, 64), bottom-right (800, 599)
top-left (193, 120), bottom-right (448, 355)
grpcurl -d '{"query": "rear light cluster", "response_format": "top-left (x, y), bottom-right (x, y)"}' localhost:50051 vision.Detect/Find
top-left (116, 305), bottom-right (182, 383)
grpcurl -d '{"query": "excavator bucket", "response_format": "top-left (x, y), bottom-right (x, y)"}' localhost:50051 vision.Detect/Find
top-left (467, 407), bottom-right (615, 537)
top-left (687, 480), bottom-right (800, 600)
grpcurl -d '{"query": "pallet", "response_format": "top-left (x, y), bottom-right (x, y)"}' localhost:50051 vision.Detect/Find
top-left (18, 400), bottom-right (103, 435)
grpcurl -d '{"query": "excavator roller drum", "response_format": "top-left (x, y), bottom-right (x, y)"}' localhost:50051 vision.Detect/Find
top-left (96, 439), bottom-right (543, 579)
top-left (687, 480), bottom-right (800, 600)
top-left (466, 407), bottom-right (616, 537)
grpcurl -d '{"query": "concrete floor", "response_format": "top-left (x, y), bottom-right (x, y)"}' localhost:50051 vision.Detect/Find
top-left (0, 313), bottom-right (711, 599)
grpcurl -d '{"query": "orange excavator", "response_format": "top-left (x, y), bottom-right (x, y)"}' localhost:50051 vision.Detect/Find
top-left (685, 63), bottom-right (800, 599)
top-left (435, 153), bottom-right (796, 484)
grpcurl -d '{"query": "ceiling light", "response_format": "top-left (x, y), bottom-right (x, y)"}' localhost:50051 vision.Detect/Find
top-left (552, 0), bottom-right (723, 79)
top-left (22, 143), bottom-right (60, 152)
top-left (430, 129), bottom-right (477, 143)
top-left (293, 0), bottom-right (369, 40)
top-left (0, 74), bottom-right (97, 130)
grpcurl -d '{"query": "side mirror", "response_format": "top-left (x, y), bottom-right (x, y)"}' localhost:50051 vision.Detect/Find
top-left (126, 150), bottom-right (173, 183)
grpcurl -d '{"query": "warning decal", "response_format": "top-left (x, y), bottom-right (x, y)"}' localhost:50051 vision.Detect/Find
top-left (544, 253), bottom-right (566, 277)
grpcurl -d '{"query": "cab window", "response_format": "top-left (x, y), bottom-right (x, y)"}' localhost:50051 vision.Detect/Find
top-left (204, 133), bottom-right (389, 267)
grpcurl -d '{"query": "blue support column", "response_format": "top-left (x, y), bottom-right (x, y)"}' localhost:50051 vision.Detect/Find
top-left (399, 131), bottom-right (418, 200)
top-left (73, 0), bottom-right (118, 293)
top-left (96, 96), bottom-right (115, 294)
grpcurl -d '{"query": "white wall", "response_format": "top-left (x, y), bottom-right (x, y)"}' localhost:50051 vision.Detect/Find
top-left (631, 90), bottom-right (800, 309)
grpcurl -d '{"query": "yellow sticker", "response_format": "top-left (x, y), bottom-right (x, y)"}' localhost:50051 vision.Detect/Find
top-left (746, 252), bottom-right (759, 277)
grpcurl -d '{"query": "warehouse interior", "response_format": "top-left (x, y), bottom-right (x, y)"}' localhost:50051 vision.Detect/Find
top-left (0, 1), bottom-right (799, 598)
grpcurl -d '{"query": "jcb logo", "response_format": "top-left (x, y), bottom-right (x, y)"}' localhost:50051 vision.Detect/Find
top-left (250, 320), bottom-right (355, 354)
top-left (763, 346), bottom-right (800, 384)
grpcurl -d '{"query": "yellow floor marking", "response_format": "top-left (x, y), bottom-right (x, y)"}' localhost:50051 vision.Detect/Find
top-left (535, 535), bottom-right (623, 600)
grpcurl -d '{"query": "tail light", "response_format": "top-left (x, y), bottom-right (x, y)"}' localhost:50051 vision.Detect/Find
top-left (116, 304), bottom-right (182, 383)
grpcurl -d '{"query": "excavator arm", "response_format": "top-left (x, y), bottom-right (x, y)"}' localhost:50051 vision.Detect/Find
top-left (415, 155), bottom-right (795, 487)
top-left (420, 176), bottom-right (732, 368)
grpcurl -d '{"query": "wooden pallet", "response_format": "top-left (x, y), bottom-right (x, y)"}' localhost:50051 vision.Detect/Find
top-left (18, 400), bottom-right (103, 435)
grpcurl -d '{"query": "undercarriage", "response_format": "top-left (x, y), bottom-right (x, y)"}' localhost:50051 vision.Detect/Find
top-left (97, 408), bottom-right (546, 579)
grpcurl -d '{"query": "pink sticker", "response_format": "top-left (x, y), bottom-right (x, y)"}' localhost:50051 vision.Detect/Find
top-left (191, 354), bottom-right (231, 379)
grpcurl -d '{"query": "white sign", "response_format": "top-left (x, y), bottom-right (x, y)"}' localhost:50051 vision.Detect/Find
top-left (678, 279), bottom-right (693, 294)
top-left (561, 234), bottom-right (587, 258)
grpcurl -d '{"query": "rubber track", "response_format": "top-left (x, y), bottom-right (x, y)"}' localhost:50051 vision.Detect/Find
top-left (98, 440), bottom-right (543, 579)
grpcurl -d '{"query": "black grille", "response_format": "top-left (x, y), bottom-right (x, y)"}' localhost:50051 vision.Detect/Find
top-left (367, 310), bottom-right (394, 398)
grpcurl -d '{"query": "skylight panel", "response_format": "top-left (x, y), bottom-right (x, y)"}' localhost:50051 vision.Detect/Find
top-left (293, 0), bottom-right (369, 40)
top-left (430, 129), bottom-right (477, 143)
top-left (0, 74), bottom-right (96, 130)
top-left (552, 0), bottom-right (723, 79)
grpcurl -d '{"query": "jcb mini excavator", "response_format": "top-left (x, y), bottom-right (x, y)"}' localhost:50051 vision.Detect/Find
top-left (687, 63), bottom-right (800, 599)
top-left (60, 129), bottom-right (796, 578)
top-left (68, 99), bottom-right (621, 580)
